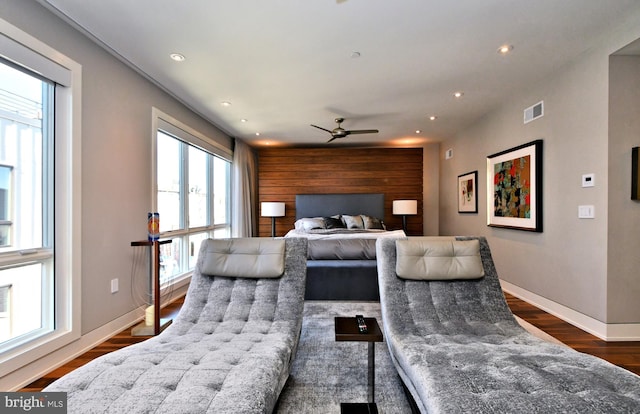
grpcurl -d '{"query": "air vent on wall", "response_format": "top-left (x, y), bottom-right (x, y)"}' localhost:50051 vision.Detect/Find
top-left (524, 101), bottom-right (544, 124)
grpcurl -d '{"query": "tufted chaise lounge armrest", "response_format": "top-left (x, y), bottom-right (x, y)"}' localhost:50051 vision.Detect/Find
top-left (45, 237), bottom-right (308, 414)
top-left (377, 236), bottom-right (640, 414)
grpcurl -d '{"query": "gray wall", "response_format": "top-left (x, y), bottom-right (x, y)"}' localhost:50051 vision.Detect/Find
top-left (439, 14), bottom-right (640, 325)
top-left (608, 55), bottom-right (640, 323)
top-left (423, 142), bottom-right (440, 236)
top-left (2, 1), bottom-right (232, 334)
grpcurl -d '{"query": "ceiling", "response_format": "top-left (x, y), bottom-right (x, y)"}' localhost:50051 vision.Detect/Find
top-left (39, 0), bottom-right (640, 147)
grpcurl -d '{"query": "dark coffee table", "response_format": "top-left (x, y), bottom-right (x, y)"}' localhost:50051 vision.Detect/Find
top-left (335, 316), bottom-right (384, 414)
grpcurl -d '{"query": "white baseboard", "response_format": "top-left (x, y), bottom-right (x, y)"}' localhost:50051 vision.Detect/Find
top-left (2, 285), bottom-right (188, 391)
top-left (501, 280), bottom-right (640, 341)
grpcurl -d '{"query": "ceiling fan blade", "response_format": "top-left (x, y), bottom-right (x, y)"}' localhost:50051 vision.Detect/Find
top-left (310, 124), bottom-right (332, 133)
top-left (326, 136), bottom-right (340, 143)
top-left (346, 129), bottom-right (379, 135)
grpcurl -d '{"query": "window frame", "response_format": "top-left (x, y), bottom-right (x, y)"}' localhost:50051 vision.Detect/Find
top-left (0, 18), bottom-right (82, 377)
top-left (151, 108), bottom-right (231, 287)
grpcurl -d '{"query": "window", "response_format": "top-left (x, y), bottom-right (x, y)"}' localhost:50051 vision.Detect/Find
top-left (0, 165), bottom-right (12, 246)
top-left (0, 284), bottom-right (11, 340)
top-left (153, 110), bottom-right (231, 285)
top-left (0, 21), bottom-right (81, 377)
top-left (0, 60), bottom-right (54, 348)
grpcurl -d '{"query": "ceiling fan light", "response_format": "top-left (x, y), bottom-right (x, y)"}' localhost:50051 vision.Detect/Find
top-left (312, 118), bottom-right (379, 143)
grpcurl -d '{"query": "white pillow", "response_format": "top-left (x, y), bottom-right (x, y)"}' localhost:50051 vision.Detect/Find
top-left (342, 214), bottom-right (364, 229)
top-left (361, 215), bottom-right (385, 230)
top-left (294, 217), bottom-right (325, 231)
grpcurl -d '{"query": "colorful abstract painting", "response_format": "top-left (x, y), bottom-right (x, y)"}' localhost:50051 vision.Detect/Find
top-left (486, 140), bottom-right (542, 232)
top-left (493, 155), bottom-right (530, 218)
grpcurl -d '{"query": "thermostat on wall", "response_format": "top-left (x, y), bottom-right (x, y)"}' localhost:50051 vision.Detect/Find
top-left (582, 173), bottom-right (595, 187)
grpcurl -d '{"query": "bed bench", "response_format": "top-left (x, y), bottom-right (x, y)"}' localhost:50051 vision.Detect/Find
top-left (305, 238), bottom-right (379, 300)
top-left (377, 236), bottom-right (640, 413)
top-left (305, 259), bottom-right (378, 300)
top-left (292, 193), bottom-right (397, 301)
top-left (45, 237), bottom-right (308, 414)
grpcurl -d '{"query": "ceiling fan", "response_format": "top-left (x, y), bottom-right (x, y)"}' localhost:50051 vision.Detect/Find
top-left (310, 118), bottom-right (379, 143)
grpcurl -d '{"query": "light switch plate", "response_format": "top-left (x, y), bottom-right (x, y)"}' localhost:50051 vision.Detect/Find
top-left (582, 173), bottom-right (595, 187)
top-left (578, 205), bottom-right (595, 219)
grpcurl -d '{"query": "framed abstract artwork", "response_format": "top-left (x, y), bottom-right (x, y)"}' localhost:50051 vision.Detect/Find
top-left (487, 139), bottom-right (543, 232)
top-left (458, 171), bottom-right (478, 213)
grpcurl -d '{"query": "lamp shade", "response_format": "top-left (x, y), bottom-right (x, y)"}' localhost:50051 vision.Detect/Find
top-left (393, 200), bottom-right (417, 215)
top-left (261, 202), bottom-right (285, 217)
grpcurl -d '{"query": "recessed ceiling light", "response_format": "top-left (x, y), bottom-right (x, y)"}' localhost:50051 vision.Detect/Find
top-left (221, 101), bottom-right (232, 107)
top-left (429, 115), bottom-right (437, 121)
top-left (170, 53), bottom-right (185, 62)
top-left (415, 130), bottom-right (422, 134)
top-left (453, 91), bottom-right (464, 98)
top-left (351, 51), bottom-right (361, 58)
top-left (498, 44), bottom-right (514, 55)
top-left (255, 132), bottom-right (260, 136)
top-left (240, 119), bottom-right (248, 123)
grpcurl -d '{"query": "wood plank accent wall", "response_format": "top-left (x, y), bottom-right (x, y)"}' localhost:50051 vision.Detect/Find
top-left (257, 147), bottom-right (423, 236)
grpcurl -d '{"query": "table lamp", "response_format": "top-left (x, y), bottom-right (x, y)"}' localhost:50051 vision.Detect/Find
top-left (393, 200), bottom-right (417, 233)
top-left (261, 202), bottom-right (285, 237)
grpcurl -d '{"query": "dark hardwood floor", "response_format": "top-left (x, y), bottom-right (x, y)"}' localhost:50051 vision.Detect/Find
top-left (505, 292), bottom-right (640, 376)
top-left (20, 292), bottom-right (640, 392)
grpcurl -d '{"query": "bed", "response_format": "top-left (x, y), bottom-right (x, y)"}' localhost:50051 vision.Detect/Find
top-left (284, 193), bottom-right (405, 300)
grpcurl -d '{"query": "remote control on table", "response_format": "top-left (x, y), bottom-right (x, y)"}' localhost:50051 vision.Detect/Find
top-left (356, 314), bottom-right (368, 334)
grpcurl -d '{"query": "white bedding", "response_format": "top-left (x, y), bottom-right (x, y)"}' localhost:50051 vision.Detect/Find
top-left (284, 228), bottom-right (406, 240)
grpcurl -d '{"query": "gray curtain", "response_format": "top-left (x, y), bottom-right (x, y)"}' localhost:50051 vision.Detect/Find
top-left (231, 139), bottom-right (257, 237)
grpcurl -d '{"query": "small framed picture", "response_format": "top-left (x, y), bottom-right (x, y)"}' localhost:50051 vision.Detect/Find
top-left (458, 171), bottom-right (478, 213)
top-left (487, 139), bottom-right (543, 232)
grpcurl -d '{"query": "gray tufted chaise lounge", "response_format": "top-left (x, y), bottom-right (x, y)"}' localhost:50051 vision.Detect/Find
top-left (377, 236), bottom-right (640, 413)
top-left (45, 237), bottom-right (307, 413)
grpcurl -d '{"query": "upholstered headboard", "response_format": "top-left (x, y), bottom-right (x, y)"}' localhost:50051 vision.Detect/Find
top-left (295, 193), bottom-right (385, 220)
